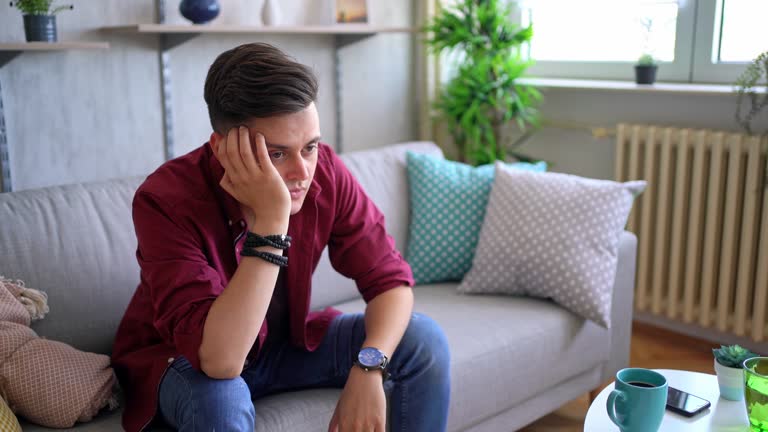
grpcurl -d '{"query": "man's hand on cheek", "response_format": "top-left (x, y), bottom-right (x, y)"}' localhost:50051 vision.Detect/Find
top-left (217, 126), bottom-right (291, 225)
top-left (328, 368), bottom-right (386, 432)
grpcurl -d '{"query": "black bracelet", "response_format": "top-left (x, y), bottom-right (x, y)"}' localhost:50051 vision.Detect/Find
top-left (244, 232), bottom-right (292, 250)
top-left (240, 248), bottom-right (288, 267)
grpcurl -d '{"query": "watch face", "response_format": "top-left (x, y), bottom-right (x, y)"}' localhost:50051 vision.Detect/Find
top-left (358, 347), bottom-right (384, 368)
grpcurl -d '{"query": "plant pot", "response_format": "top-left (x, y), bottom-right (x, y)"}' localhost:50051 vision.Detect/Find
top-left (179, 0), bottom-right (220, 24)
top-left (634, 65), bottom-right (658, 85)
top-left (714, 358), bottom-right (745, 400)
top-left (23, 15), bottom-right (57, 42)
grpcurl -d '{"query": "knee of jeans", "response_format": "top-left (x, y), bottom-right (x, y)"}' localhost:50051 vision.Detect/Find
top-left (402, 313), bottom-right (451, 370)
top-left (193, 376), bottom-right (254, 419)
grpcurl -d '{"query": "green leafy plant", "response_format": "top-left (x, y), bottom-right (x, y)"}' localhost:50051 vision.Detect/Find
top-left (9, 0), bottom-right (73, 15)
top-left (734, 50), bottom-right (768, 136)
top-left (423, 0), bottom-right (540, 166)
top-left (636, 54), bottom-right (657, 66)
top-left (713, 344), bottom-right (759, 369)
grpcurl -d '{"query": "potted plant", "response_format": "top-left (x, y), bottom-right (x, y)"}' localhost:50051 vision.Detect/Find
top-left (422, 0), bottom-right (541, 166)
top-left (734, 50), bottom-right (768, 136)
top-left (9, 0), bottom-right (73, 42)
top-left (713, 344), bottom-right (759, 401)
top-left (635, 54), bottom-right (658, 85)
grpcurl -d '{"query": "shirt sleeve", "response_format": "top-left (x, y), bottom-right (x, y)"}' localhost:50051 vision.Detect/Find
top-left (326, 149), bottom-right (414, 302)
top-left (132, 190), bottom-right (222, 371)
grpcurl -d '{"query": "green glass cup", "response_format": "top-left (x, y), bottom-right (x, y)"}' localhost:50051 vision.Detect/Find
top-left (744, 357), bottom-right (768, 432)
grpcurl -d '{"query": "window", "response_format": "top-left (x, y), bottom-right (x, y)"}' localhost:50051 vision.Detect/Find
top-left (516, 0), bottom-right (765, 84)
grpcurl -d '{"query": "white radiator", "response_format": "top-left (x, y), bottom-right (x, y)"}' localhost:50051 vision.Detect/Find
top-left (615, 124), bottom-right (768, 342)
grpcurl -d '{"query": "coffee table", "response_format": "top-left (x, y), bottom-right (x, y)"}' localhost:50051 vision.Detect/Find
top-left (584, 369), bottom-right (750, 431)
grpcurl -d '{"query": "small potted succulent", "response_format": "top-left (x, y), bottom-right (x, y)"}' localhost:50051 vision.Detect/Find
top-left (713, 344), bottom-right (759, 401)
top-left (9, 0), bottom-right (74, 42)
top-left (635, 54), bottom-right (658, 85)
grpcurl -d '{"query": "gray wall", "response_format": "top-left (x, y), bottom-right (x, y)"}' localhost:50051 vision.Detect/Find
top-left (517, 88), bottom-right (768, 180)
top-left (0, 0), bottom-right (415, 191)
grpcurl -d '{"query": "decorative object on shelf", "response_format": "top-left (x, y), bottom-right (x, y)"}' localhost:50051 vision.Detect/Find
top-left (9, 0), bottom-right (73, 42)
top-left (422, 0), bottom-right (541, 166)
top-left (179, 0), bottom-right (220, 25)
top-left (261, 0), bottom-right (281, 26)
top-left (335, 0), bottom-right (368, 23)
top-left (712, 344), bottom-right (759, 401)
top-left (634, 54), bottom-right (658, 84)
top-left (734, 50), bottom-right (768, 136)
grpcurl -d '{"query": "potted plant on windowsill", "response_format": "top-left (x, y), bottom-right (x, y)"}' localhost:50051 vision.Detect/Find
top-left (734, 50), bottom-right (768, 136)
top-left (713, 344), bottom-right (759, 401)
top-left (9, 0), bottom-right (74, 42)
top-left (635, 54), bottom-right (658, 85)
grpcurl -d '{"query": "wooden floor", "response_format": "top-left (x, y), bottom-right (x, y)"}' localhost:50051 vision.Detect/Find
top-left (517, 321), bottom-right (717, 432)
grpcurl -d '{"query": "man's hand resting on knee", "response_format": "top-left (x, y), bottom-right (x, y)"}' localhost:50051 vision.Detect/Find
top-left (328, 367), bottom-right (386, 432)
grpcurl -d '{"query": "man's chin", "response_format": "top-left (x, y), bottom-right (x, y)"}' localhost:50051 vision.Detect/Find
top-left (290, 199), bottom-right (305, 215)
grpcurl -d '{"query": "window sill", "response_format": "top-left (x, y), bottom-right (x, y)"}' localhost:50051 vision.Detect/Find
top-left (517, 77), bottom-right (747, 96)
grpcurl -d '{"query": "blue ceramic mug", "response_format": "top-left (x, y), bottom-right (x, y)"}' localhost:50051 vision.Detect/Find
top-left (606, 368), bottom-right (668, 432)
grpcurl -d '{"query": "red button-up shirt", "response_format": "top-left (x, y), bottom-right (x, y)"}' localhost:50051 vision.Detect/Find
top-left (111, 142), bottom-right (413, 432)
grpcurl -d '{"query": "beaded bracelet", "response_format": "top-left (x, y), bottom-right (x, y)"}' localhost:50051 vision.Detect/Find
top-left (240, 248), bottom-right (288, 267)
top-left (244, 232), bottom-right (292, 250)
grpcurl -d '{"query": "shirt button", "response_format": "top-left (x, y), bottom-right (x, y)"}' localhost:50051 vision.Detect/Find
top-left (167, 357), bottom-right (175, 363)
top-left (228, 220), bottom-right (233, 226)
top-left (244, 359), bottom-right (250, 367)
top-left (240, 220), bottom-right (246, 227)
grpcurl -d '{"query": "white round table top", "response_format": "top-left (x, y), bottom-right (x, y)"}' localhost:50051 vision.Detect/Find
top-left (584, 369), bottom-right (750, 431)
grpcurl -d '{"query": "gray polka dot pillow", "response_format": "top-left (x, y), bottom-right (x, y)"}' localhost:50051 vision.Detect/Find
top-left (458, 162), bottom-right (646, 328)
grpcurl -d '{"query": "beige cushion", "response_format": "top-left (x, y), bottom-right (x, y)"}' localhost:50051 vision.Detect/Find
top-left (0, 278), bottom-right (117, 428)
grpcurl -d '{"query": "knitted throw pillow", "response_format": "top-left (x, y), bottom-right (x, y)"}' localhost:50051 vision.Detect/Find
top-left (405, 151), bottom-right (546, 284)
top-left (0, 277), bottom-right (118, 428)
top-left (458, 163), bottom-right (646, 328)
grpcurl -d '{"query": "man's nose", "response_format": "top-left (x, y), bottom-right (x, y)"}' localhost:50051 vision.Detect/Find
top-left (285, 154), bottom-right (309, 181)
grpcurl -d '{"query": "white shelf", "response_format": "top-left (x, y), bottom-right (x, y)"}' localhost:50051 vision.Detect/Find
top-left (518, 77), bottom-right (747, 96)
top-left (0, 41), bottom-right (110, 67)
top-left (101, 24), bottom-right (416, 35)
top-left (0, 41), bottom-right (110, 50)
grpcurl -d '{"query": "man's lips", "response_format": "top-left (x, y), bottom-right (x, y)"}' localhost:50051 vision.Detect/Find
top-left (288, 187), bottom-right (306, 199)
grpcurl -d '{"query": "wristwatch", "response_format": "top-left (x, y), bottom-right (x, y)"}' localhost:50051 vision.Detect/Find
top-left (354, 347), bottom-right (390, 380)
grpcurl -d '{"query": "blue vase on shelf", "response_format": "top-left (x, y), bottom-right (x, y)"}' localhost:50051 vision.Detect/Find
top-left (179, 0), bottom-right (220, 24)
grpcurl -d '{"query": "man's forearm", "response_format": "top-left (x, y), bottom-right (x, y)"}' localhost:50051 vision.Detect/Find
top-left (362, 286), bottom-right (414, 359)
top-left (199, 219), bottom-right (288, 379)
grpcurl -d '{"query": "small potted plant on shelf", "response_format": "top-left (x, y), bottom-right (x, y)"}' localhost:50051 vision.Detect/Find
top-left (635, 54), bottom-right (658, 85)
top-left (713, 344), bottom-right (759, 401)
top-left (9, 0), bottom-right (73, 42)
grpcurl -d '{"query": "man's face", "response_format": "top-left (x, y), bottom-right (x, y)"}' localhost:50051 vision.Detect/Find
top-left (215, 103), bottom-right (321, 215)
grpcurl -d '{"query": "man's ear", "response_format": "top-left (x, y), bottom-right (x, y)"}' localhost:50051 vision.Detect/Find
top-left (209, 131), bottom-right (222, 154)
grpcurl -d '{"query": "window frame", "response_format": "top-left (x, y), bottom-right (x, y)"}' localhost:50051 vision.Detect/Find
top-left (514, 0), bottom-right (752, 84)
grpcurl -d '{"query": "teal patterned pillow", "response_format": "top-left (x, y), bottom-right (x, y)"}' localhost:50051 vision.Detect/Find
top-left (405, 151), bottom-right (547, 284)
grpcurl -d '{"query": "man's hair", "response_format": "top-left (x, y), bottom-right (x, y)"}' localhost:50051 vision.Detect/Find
top-left (204, 43), bottom-right (318, 134)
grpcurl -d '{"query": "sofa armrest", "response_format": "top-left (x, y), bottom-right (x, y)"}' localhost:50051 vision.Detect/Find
top-left (603, 231), bottom-right (638, 382)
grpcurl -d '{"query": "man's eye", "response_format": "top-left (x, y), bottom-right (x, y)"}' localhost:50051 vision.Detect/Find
top-left (270, 152), bottom-right (285, 159)
top-left (304, 144), bottom-right (318, 153)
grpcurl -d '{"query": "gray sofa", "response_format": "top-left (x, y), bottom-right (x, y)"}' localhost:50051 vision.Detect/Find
top-left (0, 141), bottom-right (638, 431)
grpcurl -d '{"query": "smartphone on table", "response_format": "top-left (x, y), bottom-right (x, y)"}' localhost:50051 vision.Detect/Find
top-left (666, 386), bottom-right (711, 417)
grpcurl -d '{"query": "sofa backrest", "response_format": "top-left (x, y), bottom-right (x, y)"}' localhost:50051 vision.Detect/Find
top-left (0, 141), bottom-right (442, 355)
top-left (308, 141), bottom-right (442, 309)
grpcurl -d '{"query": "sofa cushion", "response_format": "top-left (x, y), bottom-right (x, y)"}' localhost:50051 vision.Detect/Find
top-left (404, 152), bottom-right (546, 284)
top-left (459, 163), bottom-right (646, 328)
top-left (0, 177), bottom-right (144, 355)
top-left (333, 283), bottom-right (612, 432)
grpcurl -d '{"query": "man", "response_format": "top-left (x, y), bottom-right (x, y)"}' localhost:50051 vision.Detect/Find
top-left (112, 42), bottom-right (451, 432)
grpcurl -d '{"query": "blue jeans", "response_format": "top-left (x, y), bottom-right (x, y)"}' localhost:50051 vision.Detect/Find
top-left (157, 313), bottom-right (451, 431)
